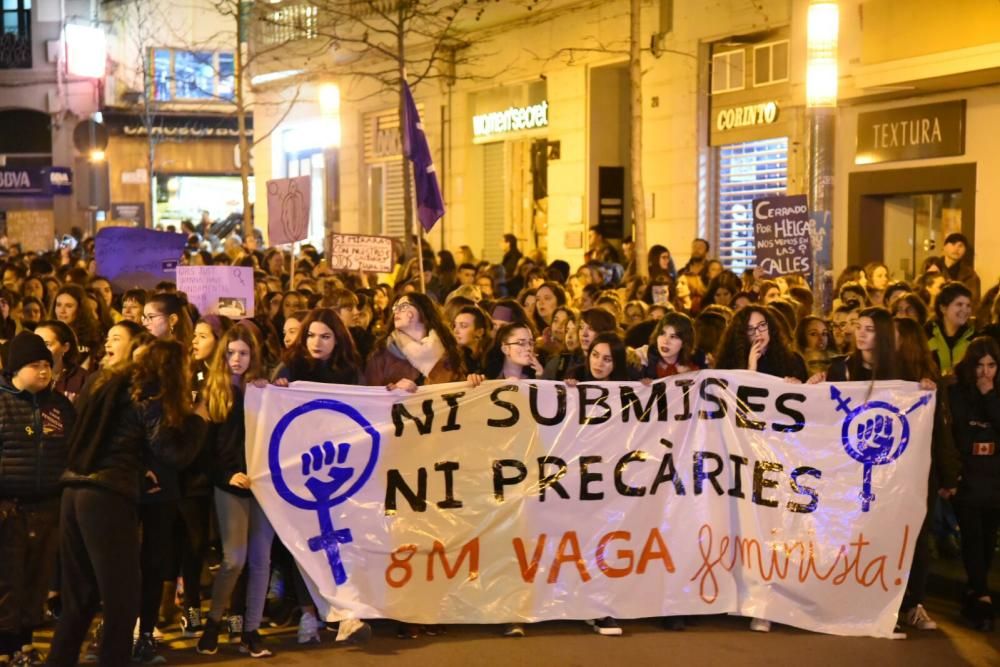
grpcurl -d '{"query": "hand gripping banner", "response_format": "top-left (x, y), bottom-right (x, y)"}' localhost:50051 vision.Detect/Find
top-left (244, 372), bottom-right (934, 638)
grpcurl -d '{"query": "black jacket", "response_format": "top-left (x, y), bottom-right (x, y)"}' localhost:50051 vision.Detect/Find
top-left (206, 385), bottom-right (251, 498)
top-left (61, 373), bottom-right (205, 502)
top-left (0, 375), bottom-right (75, 500)
top-left (948, 381), bottom-right (1000, 508)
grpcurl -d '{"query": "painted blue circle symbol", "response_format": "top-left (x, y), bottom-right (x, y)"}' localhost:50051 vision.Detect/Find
top-left (839, 400), bottom-right (909, 465)
top-left (267, 398), bottom-right (381, 511)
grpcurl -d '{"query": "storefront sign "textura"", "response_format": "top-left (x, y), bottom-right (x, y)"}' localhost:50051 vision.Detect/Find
top-left (716, 101), bottom-right (779, 131)
top-left (473, 101), bottom-right (549, 139)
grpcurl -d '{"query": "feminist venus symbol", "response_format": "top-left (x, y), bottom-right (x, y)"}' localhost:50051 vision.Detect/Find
top-left (830, 386), bottom-right (931, 512)
top-left (268, 399), bottom-right (381, 585)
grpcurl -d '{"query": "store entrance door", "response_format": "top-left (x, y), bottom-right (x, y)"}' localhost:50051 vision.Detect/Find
top-left (882, 192), bottom-right (963, 281)
top-left (847, 163), bottom-right (976, 280)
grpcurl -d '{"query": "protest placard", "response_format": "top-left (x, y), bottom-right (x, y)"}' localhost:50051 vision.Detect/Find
top-left (246, 373), bottom-right (934, 638)
top-left (329, 233), bottom-right (394, 273)
top-left (176, 265), bottom-right (254, 318)
top-left (95, 227), bottom-right (186, 291)
top-left (7, 210), bottom-right (55, 252)
top-left (266, 176), bottom-right (311, 246)
top-left (752, 194), bottom-right (812, 277)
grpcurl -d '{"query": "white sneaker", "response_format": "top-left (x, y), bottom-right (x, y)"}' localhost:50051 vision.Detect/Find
top-left (749, 618), bottom-right (772, 633)
top-left (298, 610), bottom-right (322, 644)
top-left (335, 618), bottom-right (372, 644)
top-left (903, 604), bottom-right (937, 630)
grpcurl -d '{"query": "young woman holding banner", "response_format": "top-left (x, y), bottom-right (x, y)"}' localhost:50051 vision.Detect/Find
top-left (366, 293), bottom-right (463, 639)
top-left (714, 305), bottom-right (809, 633)
top-left (196, 324), bottom-right (276, 658)
top-left (271, 308), bottom-right (372, 645)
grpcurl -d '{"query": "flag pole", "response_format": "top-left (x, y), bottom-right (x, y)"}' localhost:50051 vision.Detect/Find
top-left (412, 190), bottom-right (426, 294)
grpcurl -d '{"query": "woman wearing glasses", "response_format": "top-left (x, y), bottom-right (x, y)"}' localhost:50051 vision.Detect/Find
top-left (365, 293), bottom-right (464, 392)
top-left (142, 293), bottom-right (194, 351)
top-left (713, 305), bottom-right (809, 634)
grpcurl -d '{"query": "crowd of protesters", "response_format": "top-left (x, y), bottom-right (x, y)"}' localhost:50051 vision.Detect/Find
top-left (0, 221), bottom-right (995, 665)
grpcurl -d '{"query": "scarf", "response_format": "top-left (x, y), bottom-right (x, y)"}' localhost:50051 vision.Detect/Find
top-left (390, 328), bottom-right (446, 377)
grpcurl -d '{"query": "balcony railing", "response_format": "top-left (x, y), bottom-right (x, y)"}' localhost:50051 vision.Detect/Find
top-left (0, 32), bottom-right (31, 69)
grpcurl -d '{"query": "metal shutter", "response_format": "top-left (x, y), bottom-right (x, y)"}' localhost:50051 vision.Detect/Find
top-left (716, 137), bottom-right (788, 272)
top-left (363, 107), bottom-right (409, 238)
top-left (482, 141), bottom-right (505, 263)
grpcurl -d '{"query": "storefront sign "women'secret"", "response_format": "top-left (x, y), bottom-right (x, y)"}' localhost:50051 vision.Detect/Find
top-left (715, 102), bottom-right (779, 131)
top-left (473, 101), bottom-right (549, 139)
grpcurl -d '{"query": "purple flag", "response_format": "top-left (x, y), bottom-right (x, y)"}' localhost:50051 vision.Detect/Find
top-left (402, 80), bottom-right (444, 232)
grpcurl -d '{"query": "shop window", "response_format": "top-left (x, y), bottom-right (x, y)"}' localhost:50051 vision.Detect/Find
top-left (711, 50), bottom-right (745, 95)
top-left (0, 0), bottom-right (31, 69)
top-left (716, 137), bottom-right (788, 272)
top-left (151, 48), bottom-right (236, 101)
top-left (753, 41), bottom-right (789, 87)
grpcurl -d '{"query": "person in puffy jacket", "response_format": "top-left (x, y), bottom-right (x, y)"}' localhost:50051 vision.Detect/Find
top-left (0, 332), bottom-right (75, 663)
top-left (948, 336), bottom-right (1000, 631)
top-left (47, 340), bottom-right (204, 667)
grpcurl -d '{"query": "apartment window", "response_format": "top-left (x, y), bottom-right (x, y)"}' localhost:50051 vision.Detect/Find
top-left (716, 137), bottom-right (788, 272)
top-left (151, 49), bottom-right (235, 102)
top-left (711, 50), bottom-right (745, 95)
top-left (753, 41), bottom-right (789, 87)
top-left (0, 0), bottom-right (31, 69)
top-left (260, 3), bottom-right (318, 45)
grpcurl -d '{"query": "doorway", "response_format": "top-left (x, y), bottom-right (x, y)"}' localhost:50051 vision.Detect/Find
top-left (847, 163), bottom-right (976, 281)
top-left (882, 192), bottom-right (963, 280)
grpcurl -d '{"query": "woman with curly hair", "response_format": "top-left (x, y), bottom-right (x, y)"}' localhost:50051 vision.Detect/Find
top-left (51, 284), bottom-right (103, 367)
top-left (714, 306), bottom-right (808, 384)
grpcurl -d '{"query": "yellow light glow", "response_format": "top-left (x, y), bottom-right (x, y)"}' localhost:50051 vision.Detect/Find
top-left (807, 2), bottom-right (839, 51)
top-left (88, 150), bottom-right (105, 162)
top-left (318, 83), bottom-right (340, 115)
top-left (807, 58), bottom-right (838, 108)
top-left (806, 1), bottom-right (839, 108)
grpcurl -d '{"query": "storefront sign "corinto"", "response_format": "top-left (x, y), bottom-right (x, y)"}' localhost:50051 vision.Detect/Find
top-left (715, 102), bottom-right (779, 131)
top-left (473, 101), bottom-right (549, 139)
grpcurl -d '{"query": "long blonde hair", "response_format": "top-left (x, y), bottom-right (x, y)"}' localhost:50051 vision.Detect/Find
top-left (204, 324), bottom-right (263, 423)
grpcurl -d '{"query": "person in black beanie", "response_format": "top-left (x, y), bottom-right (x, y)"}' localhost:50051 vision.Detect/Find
top-left (0, 332), bottom-right (75, 664)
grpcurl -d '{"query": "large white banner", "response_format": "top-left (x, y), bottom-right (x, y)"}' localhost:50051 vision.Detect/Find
top-left (244, 372), bottom-right (935, 638)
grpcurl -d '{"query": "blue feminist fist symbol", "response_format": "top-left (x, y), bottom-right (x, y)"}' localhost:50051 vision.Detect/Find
top-left (268, 399), bottom-right (380, 585)
top-left (830, 386), bottom-right (931, 512)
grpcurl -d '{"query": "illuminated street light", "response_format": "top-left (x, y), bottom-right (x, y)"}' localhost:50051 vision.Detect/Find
top-left (65, 24), bottom-right (107, 79)
top-left (88, 150), bottom-right (105, 162)
top-left (319, 83), bottom-right (340, 115)
top-left (806, 1), bottom-right (839, 108)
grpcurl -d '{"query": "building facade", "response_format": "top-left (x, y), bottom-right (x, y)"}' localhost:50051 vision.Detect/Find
top-left (247, 0), bottom-right (1000, 283)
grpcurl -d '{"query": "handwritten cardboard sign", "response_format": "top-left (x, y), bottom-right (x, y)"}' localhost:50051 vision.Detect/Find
top-left (176, 265), bottom-right (254, 319)
top-left (329, 233), bottom-right (394, 273)
top-left (752, 194), bottom-right (812, 277)
top-left (266, 176), bottom-right (311, 245)
top-left (95, 227), bottom-right (186, 291)
top-left (7, 210), bottom-right (55, 253)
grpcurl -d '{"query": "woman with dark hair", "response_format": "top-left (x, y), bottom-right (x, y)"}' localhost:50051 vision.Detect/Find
top-left (835, 264), bottom-right (867, 294)
top-left (918, 271), bottom-right (947, 307)
top-left (838, 281), bottom-right (870, 309)
top-left (543, 307), bottom-right (617, 380)
top-left (365, 292), bottom-right (464, 392)
top-left (52, 284), bottom-right (103, 366)
top-left (35, 320), bottom-right (89, 403)
top-left (794, 315), bottom-right (834, 376)
top-left (825, 307), bottom-right (897, 382)
top-left (274, 308), bottom-right (361, 386)
top-left (121, 288), bottom-right (147, 325)
top-left (533, 282), bottom-right (566, 334)
top-left (642, 312), bottom-right (699, 378)
top-left (703, 270), bottom-right (741, 309)
top-left (641, 274), bottom-right (675, 307)
top-left (926, 281), bottom-right (974, 374)
top-left (890, 317), bottom-right (960, 633)
top-left (890, 292), bottom-right (929, 326)
top-left (479, 322), bottom-right (544, 382)
top-left (453, 306), bottom-right (492, 375)
top-left (488, 298), bottom-right (533, 333)
top-left (49, 340), bottom-right (203, 667)
top-left (694, 310), bottom-right (729, 368)
top-left (949, 336), bottom-right (1000, 631)
top-left (756, 280), bottom-right (781, 305)
top-left (714, 306), bottom-right (809, 385)
top-left (142, 292), bottom-right (194, 351)
top-left (647, 244), bottom-right (676, 281)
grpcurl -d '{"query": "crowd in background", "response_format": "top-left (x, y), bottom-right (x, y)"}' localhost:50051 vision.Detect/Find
top-left (0, 220), bottom-right (996, 665)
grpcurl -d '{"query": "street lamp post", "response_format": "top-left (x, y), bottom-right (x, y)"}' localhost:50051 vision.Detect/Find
top-left (806, 0), bottom-right (838, 313)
